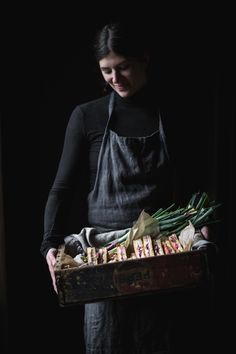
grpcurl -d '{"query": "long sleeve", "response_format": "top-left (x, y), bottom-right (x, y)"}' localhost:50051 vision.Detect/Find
top-left (40, 106), bottom-right (88, 257)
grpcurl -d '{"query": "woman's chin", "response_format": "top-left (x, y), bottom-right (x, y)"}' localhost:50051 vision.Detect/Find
top-left (115, 89), bottom-right (131, 98)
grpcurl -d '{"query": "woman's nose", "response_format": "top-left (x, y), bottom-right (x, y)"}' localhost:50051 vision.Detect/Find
top-left (112, 70), bottom-right (120, 83)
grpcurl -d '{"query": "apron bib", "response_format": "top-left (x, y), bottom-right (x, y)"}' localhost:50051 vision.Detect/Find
top-left (87, 92), bottom-right (170, 232)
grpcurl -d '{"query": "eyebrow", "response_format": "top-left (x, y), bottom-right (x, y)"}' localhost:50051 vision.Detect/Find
top-left (100, 60), bottom-right (129, 70)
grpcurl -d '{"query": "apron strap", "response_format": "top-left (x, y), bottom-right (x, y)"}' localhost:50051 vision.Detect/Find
top-left (159, 113), bottom-right (170, 160)
top-left (108, 91), bottom-right (115, 117)
top-left (103, 92), bottom-right (115, 133)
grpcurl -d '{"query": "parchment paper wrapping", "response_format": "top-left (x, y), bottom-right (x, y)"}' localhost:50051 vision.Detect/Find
top-left (124, 210), bottom-right (160, 254)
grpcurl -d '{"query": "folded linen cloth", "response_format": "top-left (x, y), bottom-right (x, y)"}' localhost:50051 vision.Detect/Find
top-left (64, 227), bottom-right (130, 256)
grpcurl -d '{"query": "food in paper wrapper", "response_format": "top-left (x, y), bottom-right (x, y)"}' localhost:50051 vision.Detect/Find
top-left (60, 253), bottom-right (80, 269)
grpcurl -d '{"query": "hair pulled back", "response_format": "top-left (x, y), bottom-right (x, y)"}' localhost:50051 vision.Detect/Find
top-left (94, 21), bottom-right (150, 62)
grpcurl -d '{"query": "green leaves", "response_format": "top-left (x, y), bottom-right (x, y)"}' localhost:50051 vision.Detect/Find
top-left (152, 191), bottom-right (220, 236)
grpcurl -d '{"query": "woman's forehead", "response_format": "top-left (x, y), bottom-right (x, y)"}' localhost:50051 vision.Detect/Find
top-left (99, 52), bottom-right (127, 67)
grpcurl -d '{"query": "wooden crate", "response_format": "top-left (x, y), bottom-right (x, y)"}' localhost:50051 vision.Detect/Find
top-left (55, 245), bottom-right (210, 307)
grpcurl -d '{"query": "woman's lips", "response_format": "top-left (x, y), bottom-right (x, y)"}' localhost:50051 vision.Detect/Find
top-left (114, 85), bottom-right (127, 91)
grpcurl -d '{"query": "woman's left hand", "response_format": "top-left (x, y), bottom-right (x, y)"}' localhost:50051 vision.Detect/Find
top-left (200, 225), bottom-right (210, 240)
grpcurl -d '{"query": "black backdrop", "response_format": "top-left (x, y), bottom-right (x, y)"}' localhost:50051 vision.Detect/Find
top-left (1, 9), bottom-right (235, 353)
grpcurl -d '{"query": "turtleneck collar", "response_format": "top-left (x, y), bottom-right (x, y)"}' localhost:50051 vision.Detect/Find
top-left (113, 84), bottom-right (158, 109)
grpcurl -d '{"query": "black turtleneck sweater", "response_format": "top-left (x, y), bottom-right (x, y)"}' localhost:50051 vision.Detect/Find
top-left (41, 87), bottom-right (163, 256)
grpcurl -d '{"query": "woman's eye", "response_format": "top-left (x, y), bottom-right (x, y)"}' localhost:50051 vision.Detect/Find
top-left (118, 64), bottom-right (130, 71)
top-left (101, 69), bottom-right (112, 75)
top-left (100, 63), bottom-right (130, 75)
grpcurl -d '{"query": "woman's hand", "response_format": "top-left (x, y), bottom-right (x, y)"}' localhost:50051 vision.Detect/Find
top-left (200, 225), bottom-right (210, 240)
top-left (46, 248), bottom-right (58, 293)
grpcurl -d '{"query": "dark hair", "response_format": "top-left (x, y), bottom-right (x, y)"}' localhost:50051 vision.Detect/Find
top-left (94, 21), bottom-right (150, 62)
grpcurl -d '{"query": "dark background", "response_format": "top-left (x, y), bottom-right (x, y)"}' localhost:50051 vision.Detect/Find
top-left (1, 8), bottom-right (235, 353)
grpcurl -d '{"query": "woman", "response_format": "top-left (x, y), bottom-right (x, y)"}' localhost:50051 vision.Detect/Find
top-left (41, 21), bottom-right (212, 354)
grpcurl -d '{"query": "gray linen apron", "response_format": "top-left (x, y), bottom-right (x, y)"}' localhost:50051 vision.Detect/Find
top-left (84, 92), bottom-right (171, 354)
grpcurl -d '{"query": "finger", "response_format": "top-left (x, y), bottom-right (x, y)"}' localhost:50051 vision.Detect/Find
top-left (52, 276), bottom-right (58, 294)
top-left (46, 253), bottom-right (58, 293)
top-left (201, 226), bottom-right (210, 240)
top-left (48, 264), bottom-right (58, 293)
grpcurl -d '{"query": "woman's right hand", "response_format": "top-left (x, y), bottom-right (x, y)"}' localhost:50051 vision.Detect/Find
top-left (46, 248), bottom-right (58, 293)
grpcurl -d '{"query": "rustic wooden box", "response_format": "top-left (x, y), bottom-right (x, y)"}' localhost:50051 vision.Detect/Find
top-left (54, 245), bottom-right (210, 307)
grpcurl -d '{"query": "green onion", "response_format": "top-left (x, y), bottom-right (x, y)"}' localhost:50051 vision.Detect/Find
top-left (106, 192), bottom-right (220, 253)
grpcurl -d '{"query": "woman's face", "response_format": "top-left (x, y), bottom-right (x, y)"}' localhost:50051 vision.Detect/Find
top-left (99, 51), bottom-right (148, 98)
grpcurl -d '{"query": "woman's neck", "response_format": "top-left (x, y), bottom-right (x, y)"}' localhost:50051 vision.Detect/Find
top-left (114, 84), bottom-right (158, 109)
